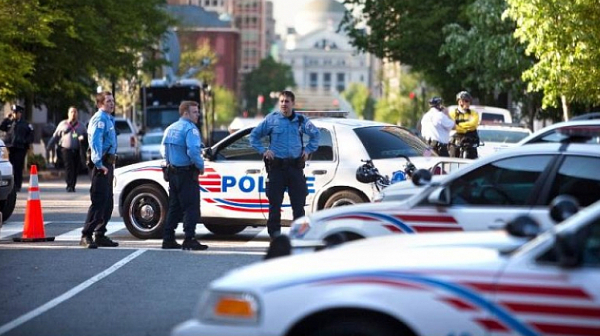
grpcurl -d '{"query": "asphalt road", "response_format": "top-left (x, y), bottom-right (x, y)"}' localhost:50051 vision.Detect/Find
top-left (0, 173), bottom-right (275, 336)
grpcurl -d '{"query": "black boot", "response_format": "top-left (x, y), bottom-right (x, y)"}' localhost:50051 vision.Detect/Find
top-left (80, 236), bottom-right (98, 249)
top-left (162, 240), bottom-right (182, 249)
top-left (182, 238), bottom-right (208, 251)
top-left (95, 235), bottom-right (119, 247)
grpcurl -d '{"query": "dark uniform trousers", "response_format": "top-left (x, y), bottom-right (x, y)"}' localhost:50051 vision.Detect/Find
top-left (449, 130), bottom-right (479, 159)
top-left (82, 165), bottom-right (114, 237)
top-left (61, 147), bottom-right (80, 189)
top-left (266, 158), bottom-right (307, 238)
top-left (9, 147), bottom-right (27, 190)
top-left (164, 166), bottom-right (200, 241)
top-left (426, 139), bottom-right (449, 157)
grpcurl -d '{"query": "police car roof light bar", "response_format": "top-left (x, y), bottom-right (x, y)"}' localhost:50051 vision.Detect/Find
top-left (296, 111), bottom-right (349, 118)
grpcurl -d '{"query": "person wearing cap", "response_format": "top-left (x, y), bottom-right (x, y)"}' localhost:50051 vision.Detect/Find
top-left (420, 97), bottom-right (454, 157)
top-left (0, 104), bottom-right (34, 192)
top-left (46, 106), bottom-right (87, 192)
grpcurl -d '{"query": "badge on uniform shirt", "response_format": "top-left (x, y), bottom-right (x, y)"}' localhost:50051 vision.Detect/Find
top-left (97, 121), bottom-right (105, 129)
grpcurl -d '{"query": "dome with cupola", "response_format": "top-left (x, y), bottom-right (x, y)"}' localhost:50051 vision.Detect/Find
top-left (293, 0), bottom-right (347, 36)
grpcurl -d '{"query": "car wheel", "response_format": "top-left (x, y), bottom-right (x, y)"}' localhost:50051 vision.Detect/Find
top-left (323, 190), bottom-right (365, 208)
top-left (204, 224), bottom-right (246, 236)
top-left (0, 187), bottom-right (17, 221)
top-left (123, 185), bottom-right (168, 239)
top-left (311, 316), bottom-right (398, 336)
top-left (323, 232), bottom-right (363, 248)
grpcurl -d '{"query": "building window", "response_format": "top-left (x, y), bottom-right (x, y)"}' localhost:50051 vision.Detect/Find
top-left (323, 58), bottom-right (332, 66)
top-left (309, 73), bottom-right (318, 89)
top-left (336, 73), bottom-right (345, 92)
top-left (323, 73), bottom-right (331, 90)
top-left (360, 75), bottom-right (364, 82)
top-left (205, 0), bottom-right (210, 5)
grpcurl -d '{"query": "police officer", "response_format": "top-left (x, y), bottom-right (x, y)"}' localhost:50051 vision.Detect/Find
top-left (449, 91), bottom-right (480, 159)
top-left (420, 97), bottom-right (454, 157)
top-left (0, 104), bottom-right (34, 192)
top-left (160, 100), bottom-right (208, 251)
top-left (46, 106), bottom-right (87, 192)
top-left (250, 90), bottom-right (320, 240)
top-left (80, 91), bottom-right (119, 249)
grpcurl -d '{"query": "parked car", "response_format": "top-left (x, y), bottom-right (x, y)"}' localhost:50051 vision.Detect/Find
top-left (447, 105), bottom-right (513, 124)
top-left (518, 119), bottom-right (600, 145)
top-left (0, 139), bottom-right (16, 220)
top-left (140, 132), bottom-right (163, 161)
top-left (171, 197), bottom-right (600, 336)
top-left (289, 132), bottom-right (600, 248)
top-left (114, 117), bottom-right (140, 165)
top-left (114, 113), bottom-right (471, 239)
top-left (477, 123), bottom-right (532, 158)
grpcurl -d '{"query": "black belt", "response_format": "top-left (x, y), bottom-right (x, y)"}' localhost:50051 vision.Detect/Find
top-left (169, 165), bottom-right (196, 172)
top-left (272, 157), bottom-right (300, 164)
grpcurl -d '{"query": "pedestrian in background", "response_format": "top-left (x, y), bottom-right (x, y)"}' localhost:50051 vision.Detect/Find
top-left (47, 106), bottom-right (87, 192)
top-left (420, 97), bottom-right (454, 157)
top-left (0, 104), bottom-right (34, 192)
top-left (249, 90), bottom-right (320, 240)
top-left (80, 91), bottom-right (119, 249)
top-left (160, 100), bottom-right (208, 251)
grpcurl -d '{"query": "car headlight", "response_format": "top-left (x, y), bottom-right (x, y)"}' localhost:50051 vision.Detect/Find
top-left (290, 216), bottom-right (312, 238)
top-left (199, 290), bottom-right (260, 325)
top-left (0, 146), bottom-right (8, 162)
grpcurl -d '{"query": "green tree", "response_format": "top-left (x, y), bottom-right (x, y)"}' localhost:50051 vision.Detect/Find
top-left (342, 83), bottom-right (375, 119)
top-left (0, 0), bottom-right (173, 121)
top-left (242, 56), bottom-right (295, 114)
top-left (340, 0), bottom-right (473, 98)
top-left (213, 86), bottom-right (238, 127)
top-left (374, 68), bottom-right (427, 128)
top-left (505, 0), bottom-right (600, 116)
top-left (177, 41), bottom-right (217, 84)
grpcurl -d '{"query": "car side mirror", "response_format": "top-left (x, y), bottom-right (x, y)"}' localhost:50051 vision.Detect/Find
top-left (412, 169), bottom-right (432, 186)
top-left (505, 215), bottom-right (541, 239)
top-left (549, 195), bottom-right (579, 223)
top-left (427, 186), bottom-right (450, 205)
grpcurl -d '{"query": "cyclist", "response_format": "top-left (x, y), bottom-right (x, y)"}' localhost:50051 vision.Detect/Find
top-left (420, 97), bottom-right (454, 157)
top-left (449, 91), bottom-right (480, 159)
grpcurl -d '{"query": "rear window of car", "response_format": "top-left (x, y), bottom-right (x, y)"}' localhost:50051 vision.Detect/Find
top-left (115, 120), bottom-right (133, 134)
top-left (479, 129), bottom-right (530, 143)
top-left (354, 126), bottom-right (432, 159)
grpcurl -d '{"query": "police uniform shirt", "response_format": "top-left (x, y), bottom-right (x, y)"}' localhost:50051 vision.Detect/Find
top-left (87, 109), bottom-right (117, 168)
top-left (161, 118), bottom-right (204, 170)
top-left (420, 107), bottom-right (455, 144)
top-left (249, 111), bottom-right (320, 159)
top-left (48, 120), bottom-right (87, 150)
top-left (450, 108), bottom-right (480, 134)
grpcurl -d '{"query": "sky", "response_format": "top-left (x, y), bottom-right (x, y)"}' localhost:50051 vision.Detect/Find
top-left (271, 0), bottom-right (345, 37)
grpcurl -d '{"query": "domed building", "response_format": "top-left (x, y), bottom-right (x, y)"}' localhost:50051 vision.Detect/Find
top-left (280, 0), bottom-right (380, 110)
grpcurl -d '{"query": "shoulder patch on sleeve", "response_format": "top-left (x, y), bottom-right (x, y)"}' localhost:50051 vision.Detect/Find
top-left (192, 128), bottom-right (200, 136)
top-left (97, 121), bottom-right (105, 129)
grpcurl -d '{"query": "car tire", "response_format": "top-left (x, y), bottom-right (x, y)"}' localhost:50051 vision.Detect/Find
top-left (311, 316), bottom-right (398, 336)
top-left (323, 190), bottom-right (365, 208)
top-left (204, 223), bottom-right (246, 236)
top-left (123, 184), bottom-right (168, 239)
top-left (0, 187), bottom-right (17, 221)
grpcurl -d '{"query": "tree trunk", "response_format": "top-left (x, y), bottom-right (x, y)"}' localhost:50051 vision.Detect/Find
top-left (561, 95), bottom-right (570, 121)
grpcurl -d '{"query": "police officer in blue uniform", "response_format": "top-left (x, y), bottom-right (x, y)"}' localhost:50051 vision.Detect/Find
top-left (250, 90), bottom-right (320, 239)
top-left (0, 104), bottom-right (34, 192)
top-left (80, 91), bottom-right (119, 249)
top-left (160, 100), bottom-right (208, 251)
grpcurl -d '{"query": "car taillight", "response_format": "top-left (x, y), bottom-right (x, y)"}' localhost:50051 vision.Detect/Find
top-left (130, 136), bottom-right (136, 147)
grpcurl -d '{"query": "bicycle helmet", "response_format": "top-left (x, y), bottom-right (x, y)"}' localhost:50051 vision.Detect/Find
top-left (356, 164), bottom-right (379, 183)
top-left (456, 91), bottom-right (472, 102)
top-left (428, 97), bottom-right (443, 107)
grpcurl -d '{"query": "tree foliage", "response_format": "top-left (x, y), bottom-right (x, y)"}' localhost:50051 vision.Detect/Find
top-left (340, 0), bottom-right (473, 98)
top-left (242, 56), bottom-right (295, 114)
top-left (341, 83), bottom-right (375, 119)
top-left (177, 41), bottom-right (217, 84)
top-left (0, 0), bottom-right (173, 119)
top-left (504, 0), bottom-right (600, 109)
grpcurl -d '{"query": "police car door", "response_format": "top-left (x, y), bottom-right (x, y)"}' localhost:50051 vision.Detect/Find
top-left (259, 125), bottom-right (337, 219)
top-left (201, 129), bottom-right (268, 221)
top-left (490, 217), bottom-right (600, 335)
top-left (417, 155), bottom-right (556, 232)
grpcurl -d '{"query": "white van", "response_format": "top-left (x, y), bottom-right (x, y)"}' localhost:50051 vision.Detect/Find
top-left (447, 105), bottom-right (512, 124)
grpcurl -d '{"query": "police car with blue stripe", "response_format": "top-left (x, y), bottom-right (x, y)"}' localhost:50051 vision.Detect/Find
top-left (113, 111), bottom-right (469, 239)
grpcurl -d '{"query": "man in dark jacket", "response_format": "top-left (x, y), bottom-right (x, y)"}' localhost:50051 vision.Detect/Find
top-left (0, 105), bottom-right (34, 192)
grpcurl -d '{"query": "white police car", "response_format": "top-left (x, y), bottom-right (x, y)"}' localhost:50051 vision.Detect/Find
top-left (114, 113), bottom-right (470, 239)
top-left (171, 198), bottom-right (600, 336)
top-left (289, 135), bottom-right (600, 246)
top-left (0, 139), bottom-right (16, 221)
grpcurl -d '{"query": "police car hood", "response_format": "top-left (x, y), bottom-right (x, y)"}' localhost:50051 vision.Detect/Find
top-left (115, 160), bottom-right (162, 175)
top-left (212, 232), bottom-right (519, 291)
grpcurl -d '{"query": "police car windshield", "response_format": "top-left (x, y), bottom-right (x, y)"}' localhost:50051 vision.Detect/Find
top-left (354, 126), bottom-right (433, 159)
top-left (479, 129), bottom-right (530, 143)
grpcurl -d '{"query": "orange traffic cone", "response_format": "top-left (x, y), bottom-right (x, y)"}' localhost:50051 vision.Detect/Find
top-left (13, 165), bottom-right (55, 242)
